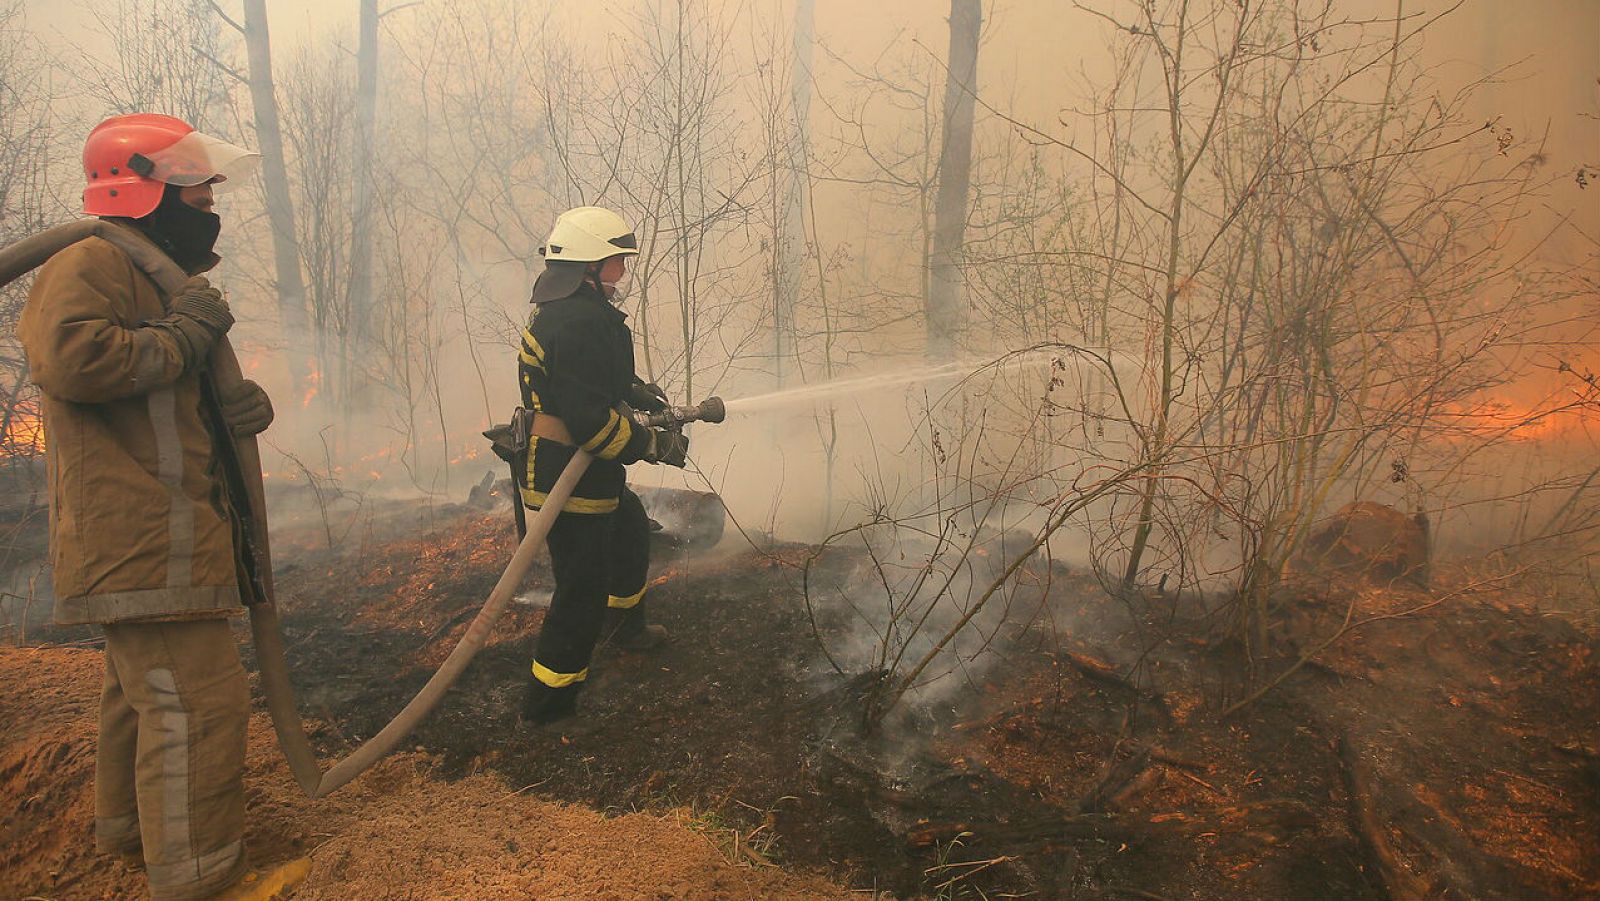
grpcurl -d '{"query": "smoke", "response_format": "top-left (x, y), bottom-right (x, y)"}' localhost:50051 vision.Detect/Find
top-left (3, 0), bottom-right (1596, 636)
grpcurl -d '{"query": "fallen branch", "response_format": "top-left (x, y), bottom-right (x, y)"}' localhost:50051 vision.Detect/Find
top-left (1064, 650), bottom-right (1161, 702)
top-left (925, 854), bottom-right (1016, 892)
top-left (1107, 766), bottom-right (1164, 810)
top-left (1079, 748), bottom-right (1150, 814)
top-left (1089, 887), bottom-right (1178, 901)
top-left (1340, 733), bottom-right (1437, 901)
top-left (421, 604), bottom-right (480, 646)
top-left (1129, 741), bottom-right (1210, 772)
top-left (906, 799), bottom-right (1315, 849)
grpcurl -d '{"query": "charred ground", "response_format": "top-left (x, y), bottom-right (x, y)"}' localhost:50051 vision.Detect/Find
top-left (7, 487), bottom-right (1598, 900)
top-left (250, 491), bottom-right (1600, 899)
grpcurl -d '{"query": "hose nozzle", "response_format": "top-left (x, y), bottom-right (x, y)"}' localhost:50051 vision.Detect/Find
top-left (638, 396), bottom-right (726, 428)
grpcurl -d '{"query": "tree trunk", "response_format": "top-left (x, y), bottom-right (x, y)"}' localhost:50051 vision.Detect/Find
top-left (926, 0), bottom-right (980, 359)
top-left (774, 0), bottom-right (814, 387)
top-left (347, 0), bottom-right (378, 406)
top-left (242, 0), bottom-right (310, 391)
top-left (1119, 5), bottom-right (1191, 592)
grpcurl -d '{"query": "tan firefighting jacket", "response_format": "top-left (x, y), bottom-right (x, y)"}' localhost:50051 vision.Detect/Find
top-left (17, 225), bottom-right (243, 624)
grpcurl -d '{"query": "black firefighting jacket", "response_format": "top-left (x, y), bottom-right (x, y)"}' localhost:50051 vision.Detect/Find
top-left (518, 283), bottom-right (652, 513)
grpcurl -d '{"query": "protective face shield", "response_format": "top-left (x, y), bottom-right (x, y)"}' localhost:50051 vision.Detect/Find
top-left (131, 131), bottom-right (260, 193)
top-left (603, 269), bottom-right (633, 303)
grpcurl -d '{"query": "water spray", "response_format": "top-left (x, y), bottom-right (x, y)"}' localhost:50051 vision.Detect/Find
top-left (718, 353), bottom-right (1065, 417)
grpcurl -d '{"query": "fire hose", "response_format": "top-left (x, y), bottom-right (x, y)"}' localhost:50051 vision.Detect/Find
top-left (0, 222), bottom-right (727, 798)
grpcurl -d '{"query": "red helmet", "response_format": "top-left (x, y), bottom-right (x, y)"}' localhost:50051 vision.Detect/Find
top-left (82, 113), bottom-right (259, 218)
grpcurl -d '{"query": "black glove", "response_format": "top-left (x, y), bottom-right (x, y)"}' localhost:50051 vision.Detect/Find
top-left (220, 378), bottom-right (274, 437)
top-left (156, 276), bottom-right (234, 367)
top-left (628, 380), bottom-right (670, 413)
top-left (643, 428), bottom-right (689, 467)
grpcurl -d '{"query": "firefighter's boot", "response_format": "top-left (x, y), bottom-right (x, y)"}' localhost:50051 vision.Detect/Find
top-left (520, 679), bottom-right (581, 725)
top-left (608, 599), bottom-right (668, 652)
top-left (214, 857), bottom-right (311, 901)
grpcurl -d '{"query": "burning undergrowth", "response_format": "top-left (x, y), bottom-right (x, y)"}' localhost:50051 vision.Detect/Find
top-left (236, 487), bottom-right (1600, 899)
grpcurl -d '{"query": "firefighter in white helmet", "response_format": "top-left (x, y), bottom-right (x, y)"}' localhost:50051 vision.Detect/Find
top-left (517, 206), bottom-right (686, 724)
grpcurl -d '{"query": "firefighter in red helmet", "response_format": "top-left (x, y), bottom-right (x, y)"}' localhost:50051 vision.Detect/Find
top-left (16, 113), bottom-right (308, 900)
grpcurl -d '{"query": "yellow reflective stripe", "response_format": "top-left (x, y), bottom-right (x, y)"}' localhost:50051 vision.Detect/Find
top-left (532, 660), bottom-right (588, 688)
top-left (597, 416), bottom-right (632, 460)
top-left (607, 586), bottom-right (646, 610)
top-left (518, 484), bottom-right (620, 514)
top-left (520, 328), bottom-right (545, 360)
top-left (519, 329), bottom-right (546, 371)
top-left (580, 410), bottom-right (624, 453)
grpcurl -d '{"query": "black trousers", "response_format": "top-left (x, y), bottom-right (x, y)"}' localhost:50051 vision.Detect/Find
top-left (531, 488), bottom-right (651, 688)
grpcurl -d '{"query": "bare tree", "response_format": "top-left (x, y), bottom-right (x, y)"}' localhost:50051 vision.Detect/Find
top-left (229, 0), bottom-right (313, 394)
top-left (986, 1), bottom-right (1573, 683)
top-left (76, 0), bottom-right (234, 126)
top-left (778, 0), bottom-right (1581, 713)
top-left (347, 0), bottom-right (379, 364)
top-left (0, 0), bottom-right (58, 640)
top-left (926, 0), bottom-right (980, 358)
top-left (0, 0), bottom-right (55, 473)
top-left (278, 42), bottom-right (355, 417)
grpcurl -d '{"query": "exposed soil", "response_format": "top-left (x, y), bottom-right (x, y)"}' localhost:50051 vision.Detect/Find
top-left (0, 646), bottom-right (856, 901)
top-left (6, 491), bottom-right (1599, 899)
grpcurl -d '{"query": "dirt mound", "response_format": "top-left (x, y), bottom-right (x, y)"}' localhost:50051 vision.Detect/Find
top-left (0, 647), bottom-right (102, 895)
top-left (1297, 501), bottom-right (1430, 586)
top-left (0, 645), bottom-right (855, 901)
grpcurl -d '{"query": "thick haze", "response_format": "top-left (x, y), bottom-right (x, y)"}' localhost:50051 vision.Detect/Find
top-left (23, 0), bottom-right (1595, 246)
top-left (7, 0), bottom-right (1598, 561)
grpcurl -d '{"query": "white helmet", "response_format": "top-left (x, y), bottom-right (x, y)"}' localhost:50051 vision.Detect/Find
top-left (532, 206), bottom-right (639, 303)
top-left (541, 206), bottom-right (639, 263)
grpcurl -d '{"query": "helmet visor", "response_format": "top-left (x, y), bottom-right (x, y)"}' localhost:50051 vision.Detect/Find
top-left (134, 131), bottom-right (261, 192)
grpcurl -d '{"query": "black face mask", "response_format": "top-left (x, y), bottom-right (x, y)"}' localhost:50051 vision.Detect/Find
top-left (134, 184), bottom-right (221, 272)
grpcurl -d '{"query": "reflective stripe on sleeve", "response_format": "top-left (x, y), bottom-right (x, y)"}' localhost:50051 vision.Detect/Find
top-left (596, 416), bottom-right (633, 460)
top-left (579, 410), bottom-right (625, 455)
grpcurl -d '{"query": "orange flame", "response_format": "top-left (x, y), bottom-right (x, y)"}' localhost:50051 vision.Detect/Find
top-left (1436, 400), bottom-right (1597, 442)
top-left (1, 409), bottom-right (47, 456)
top-left (301, 368), bottom-right (322, 409)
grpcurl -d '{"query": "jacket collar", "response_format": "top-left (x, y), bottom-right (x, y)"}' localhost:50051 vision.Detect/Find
top-left (566, 283), bottom-right (627, 321)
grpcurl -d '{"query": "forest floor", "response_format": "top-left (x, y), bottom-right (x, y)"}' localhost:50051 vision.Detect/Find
top-left (4, 485), bottom-right (1598, 900)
